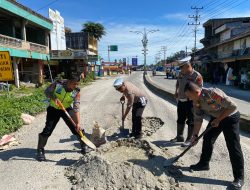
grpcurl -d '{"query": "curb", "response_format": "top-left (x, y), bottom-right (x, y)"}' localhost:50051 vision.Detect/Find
top-left (144, 74), bottom-right (176, 102)
top-left (143, 74), bottom-right (250, 133)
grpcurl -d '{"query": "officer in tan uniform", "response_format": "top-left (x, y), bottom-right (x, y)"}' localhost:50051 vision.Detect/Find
top-left (184, 81), bottom-right (244, 190)
top-left (171, 60), bottom-right (203, 147)
top-left (113, 78), bottom-right (147, 138)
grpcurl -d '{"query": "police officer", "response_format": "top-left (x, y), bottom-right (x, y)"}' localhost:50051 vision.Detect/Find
top-left (170, 60), bottom-right (203, 147)
top-left (37, 75), bottom-right (88, 161)
top-left (113, 78), bottom-right (147, 138)
top-left (184, 81), bottom-right (244, 190)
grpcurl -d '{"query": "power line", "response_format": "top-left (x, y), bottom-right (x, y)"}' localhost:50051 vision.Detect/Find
top-left (36, 0), bottom-right (60, 12)
top-left (170, 0), bottom-right (249, 54)
top-left (201, 0), bottom-right (244, 21)
top-left (204, 0), bottom-right (250, 19)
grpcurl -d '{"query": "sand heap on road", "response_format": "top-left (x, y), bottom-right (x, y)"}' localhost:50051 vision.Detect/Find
top-left (66, 139), bottom-right (185, 190)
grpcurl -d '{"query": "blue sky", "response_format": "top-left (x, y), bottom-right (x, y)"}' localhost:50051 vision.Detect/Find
top-left (18, 0), bottom-right (250, 65)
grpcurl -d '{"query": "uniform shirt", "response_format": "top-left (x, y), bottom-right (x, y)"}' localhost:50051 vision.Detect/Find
top-left (123, 81), bottom-right (147, 108)
top-left (194, 87), bottom-right (237, 123)
top-left (45, 80), bottom-right (80, 112)
top-left (177, 69), bottom-right (203, 99)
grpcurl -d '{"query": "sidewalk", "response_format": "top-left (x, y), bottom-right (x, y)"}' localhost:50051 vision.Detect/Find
top-left (144, 74), bottom-right (250, 133)
top-left (149, 73), bottom-right (250, 115)
top-left (203, 82), bottom-right (250, 102)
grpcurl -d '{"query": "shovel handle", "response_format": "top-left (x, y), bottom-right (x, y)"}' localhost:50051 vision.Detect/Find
top-left (56, 99), bottom-right (96, 150)
top-left (57, 100), bottom-right (78, 129)
top-left (79, 130), bottom-right (84, 138)
top-left (121, 101), bottom-right (125, 129)
top-left (174, 127), bottom-right (213, 162)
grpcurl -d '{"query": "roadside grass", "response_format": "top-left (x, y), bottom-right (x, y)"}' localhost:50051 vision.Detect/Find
top-left (0, 86), bottom-right (47, 138)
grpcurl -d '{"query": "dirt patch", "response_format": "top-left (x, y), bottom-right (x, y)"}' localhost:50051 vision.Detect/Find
top-left (142, 117), bottom-right (164, 137)
top-left (105, 117), bottom-right (164, 141)
top-left (65, 139), bottom-right (185, 190)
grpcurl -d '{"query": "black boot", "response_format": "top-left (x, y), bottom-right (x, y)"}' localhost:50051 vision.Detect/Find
top-left (77, 134), bottom-right (91, 154)
top-left (80, 143), bottom-right (91, 154)
top-left (170, 124), bottom-right (185, 142)
top-left (181, 124), bottom-right (194, 147)
top-left (37, 134), bottom-right (48, 161)
top-left (190, 161), bottom-right (210, 171)
top-left (228, 179), bottom-right (244, 190)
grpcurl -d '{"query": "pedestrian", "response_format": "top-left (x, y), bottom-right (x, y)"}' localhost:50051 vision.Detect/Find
top-left (226, 67), bottom-right (234, 86)
top-left (184, 81), bottom-right (244, 190)
top-left (36, 75), bottom-right (89, 162)
top-left (113, 78), bottom-right (147, 138)
top-left (170, 60), bottom-right (203, 147)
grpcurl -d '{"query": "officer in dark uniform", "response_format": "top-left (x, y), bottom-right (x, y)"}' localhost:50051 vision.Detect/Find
top-left (171, 60), bottom-right (203, 147)
top-left (36, 75), bottom-right (88, 161)
top-left (184, 81), bottom-right (244, 190)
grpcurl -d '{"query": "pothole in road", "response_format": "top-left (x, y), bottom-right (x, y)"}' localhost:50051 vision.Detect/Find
top-left (66, 139), bottom-right (185, 190)
top-left (142, 117), bottom-right (165, 137)
top-left (105, 117), bottom-right (164, 141)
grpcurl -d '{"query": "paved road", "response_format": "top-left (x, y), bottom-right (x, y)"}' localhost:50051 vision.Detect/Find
top-left (150, 73), bottom-right (250, 116)
top-left (0, 72), bottom-right (249, 190)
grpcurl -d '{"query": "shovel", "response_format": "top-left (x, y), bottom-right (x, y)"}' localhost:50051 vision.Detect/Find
top-left (119, 99), bottom-right (129, 136)
top-left (57, 100), bottom-right (96, 150)
top-left (164, 127), bottom-right (212, 167)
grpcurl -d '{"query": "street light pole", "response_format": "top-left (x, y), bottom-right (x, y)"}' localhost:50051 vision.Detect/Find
top-left (161, 46), bottom-right (167, 67)
top-left (130, 28), bottom-right (159, 74)
top-left (108, 45), bottom-right (111, 75)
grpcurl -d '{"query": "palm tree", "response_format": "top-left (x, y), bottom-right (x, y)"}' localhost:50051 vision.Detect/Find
top-left (81, 22), bottom-right (106, 41)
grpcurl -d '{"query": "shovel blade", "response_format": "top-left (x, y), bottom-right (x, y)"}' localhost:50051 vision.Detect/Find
top-left (119, 127), bottom-right (129, 137)
top-left (81, 135), bottom-right (96, 150)
top-left (79, 131), bottom-right (96, 150)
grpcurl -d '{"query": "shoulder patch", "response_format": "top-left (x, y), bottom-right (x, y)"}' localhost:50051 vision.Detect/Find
top-left (196, 75), bottom-right (203, 86)
top-left (212, 93), bottom-right (222, 103)
top-left (55, 84), bottom-right (63, 94)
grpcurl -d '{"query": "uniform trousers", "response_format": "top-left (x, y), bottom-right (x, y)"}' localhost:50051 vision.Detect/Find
top-left (200, 111), bottom-right (244, 180)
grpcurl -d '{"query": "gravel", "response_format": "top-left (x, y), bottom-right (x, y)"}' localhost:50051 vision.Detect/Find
top-left (65, 139), bottom-right (183, 190)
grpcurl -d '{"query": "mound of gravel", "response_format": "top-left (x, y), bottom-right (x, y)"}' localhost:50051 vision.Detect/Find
top-left (142, 117), bottom-right (164, 137)
top-left (66, 139), bottom-right (184, 190)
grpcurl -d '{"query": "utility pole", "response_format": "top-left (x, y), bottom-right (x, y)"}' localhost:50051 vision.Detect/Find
top-left (130, 28), bottom-right (159, 74)
top-left (186, 46), bottom-right (188, 57)
top-left (188, 6), bottom-right (203, 60)
top-left (161, 46), bottom-right (167, 66)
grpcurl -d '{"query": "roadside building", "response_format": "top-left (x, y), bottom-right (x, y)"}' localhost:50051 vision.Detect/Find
top-left (0, 0), bottom-right (53, 87)
top-left (101, 62), bottom-right (123, 76)
top-left (49, 49), bottom-right (88, 78)
top-left (65, 32), bottom-right (99, 77)
top-left (199, 17), bottom-right (250, 86)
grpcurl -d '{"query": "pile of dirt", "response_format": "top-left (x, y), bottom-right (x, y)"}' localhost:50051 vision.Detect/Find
top-left (142, 117), bottom-right (164, 137)
top-left (66, 139), bottom-right (185, 190)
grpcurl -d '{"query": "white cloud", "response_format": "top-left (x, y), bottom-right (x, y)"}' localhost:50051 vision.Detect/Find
top-left (98, 23), bottom-right (202, 65)
top-left (162, 13), bottom-right (189, 21)
top-left (63, 19), bottom-right (205, 65)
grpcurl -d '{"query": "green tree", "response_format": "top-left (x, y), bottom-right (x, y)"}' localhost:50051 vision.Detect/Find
top-left (81, 22), bottom-right (106, 41)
